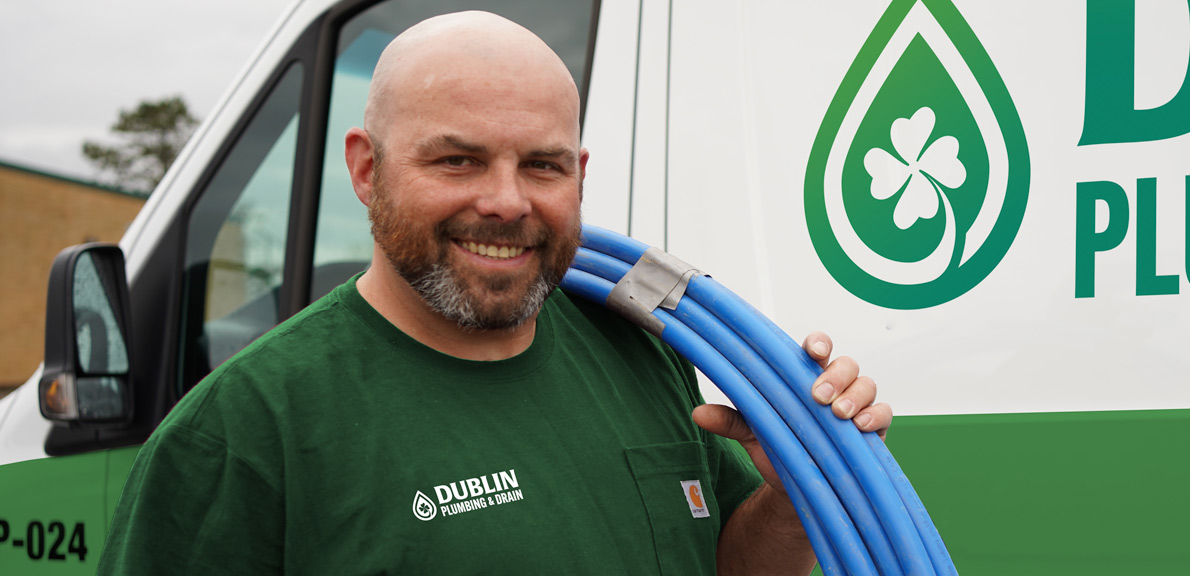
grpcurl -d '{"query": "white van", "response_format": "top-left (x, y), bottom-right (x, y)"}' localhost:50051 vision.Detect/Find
top-left (1, 0), bottom-right (1186, 573)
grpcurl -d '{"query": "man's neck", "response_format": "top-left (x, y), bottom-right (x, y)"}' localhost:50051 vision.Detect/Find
top-left (355, 266), bottom-right (538, 361)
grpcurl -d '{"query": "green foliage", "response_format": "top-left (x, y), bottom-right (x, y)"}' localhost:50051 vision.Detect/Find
top-left (82, 96), bottom-right (199, 194)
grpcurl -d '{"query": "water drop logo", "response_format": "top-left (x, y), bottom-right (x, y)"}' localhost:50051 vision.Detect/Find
top-left (413, 490), bottom-right (437, 521)
top-left (805, 0), bottom-right (1030, 309)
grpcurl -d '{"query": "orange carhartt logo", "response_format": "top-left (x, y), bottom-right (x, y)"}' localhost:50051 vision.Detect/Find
top-left (680, 479), bottom-right (710, 518)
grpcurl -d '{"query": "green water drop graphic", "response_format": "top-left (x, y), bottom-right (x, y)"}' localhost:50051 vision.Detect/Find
top-left (804, 0), bottom-right (1030, 309)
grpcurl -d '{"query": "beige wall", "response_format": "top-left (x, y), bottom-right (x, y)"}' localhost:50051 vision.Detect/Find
top-left (0, 163), bottom-right (146, 395)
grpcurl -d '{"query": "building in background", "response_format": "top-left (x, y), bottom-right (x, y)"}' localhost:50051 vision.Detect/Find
top-left (0, 159), bottom-right (146, 398)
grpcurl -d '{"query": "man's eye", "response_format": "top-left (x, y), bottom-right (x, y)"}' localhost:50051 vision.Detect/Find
top-left (527, 160), bottom-right (558, 171)
top-left (443, 156), bottom-right (473, 167)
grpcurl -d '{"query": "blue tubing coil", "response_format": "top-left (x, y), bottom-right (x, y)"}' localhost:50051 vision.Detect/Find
top-left (560, 224), bottom-right (957, 576)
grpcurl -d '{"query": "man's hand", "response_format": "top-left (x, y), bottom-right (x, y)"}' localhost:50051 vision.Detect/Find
top-left (693, 330), bottom-right (891, 491)
top-left (692, 331), bottom-right (892, 575)
top-left (804, 330), bottom-right (891, 439)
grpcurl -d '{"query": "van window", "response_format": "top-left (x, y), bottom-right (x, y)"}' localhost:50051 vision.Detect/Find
top-left (309, 0), bottom-right (597, 301)
top-left (179, 64), bottom-right (304, 391)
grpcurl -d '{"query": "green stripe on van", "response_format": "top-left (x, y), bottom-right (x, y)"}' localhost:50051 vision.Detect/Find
top-left (0, 445), bottom-right (140, 574)
top-left (885, 408), bottom-right (1190, 574)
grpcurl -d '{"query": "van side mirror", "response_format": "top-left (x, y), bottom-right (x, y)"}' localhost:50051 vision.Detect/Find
top-left (39, 244), bottom-right (134, 426)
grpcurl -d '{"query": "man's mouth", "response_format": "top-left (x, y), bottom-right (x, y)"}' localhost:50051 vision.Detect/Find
top-left (457, 240), bottom-right (528, 260)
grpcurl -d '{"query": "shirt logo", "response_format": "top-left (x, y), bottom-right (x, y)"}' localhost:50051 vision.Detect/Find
top-left (681, 480), bottom-right (710, 518)
top-left (412, 468), bottom-right (525, 521)
top-left (412, 491), bottom-right (437, 521)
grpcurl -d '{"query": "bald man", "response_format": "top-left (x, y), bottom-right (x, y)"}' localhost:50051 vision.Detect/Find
top-left (99, 12), bottom-right (889, 575)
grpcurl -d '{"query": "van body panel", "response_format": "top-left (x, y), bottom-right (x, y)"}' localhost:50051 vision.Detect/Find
top-left (0, 450), bottom-right (107, 572)
top-left (0, 373), bottom-right (51, 466)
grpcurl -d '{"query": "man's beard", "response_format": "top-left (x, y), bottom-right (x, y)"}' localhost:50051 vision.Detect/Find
top-left (368, 175), bottom-right (581, 331)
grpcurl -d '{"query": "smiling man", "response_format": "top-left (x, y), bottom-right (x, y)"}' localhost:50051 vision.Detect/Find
top-left (346, 11), bottom-right (587, 357)
top-left (99, 12), bottom-right (890, 575)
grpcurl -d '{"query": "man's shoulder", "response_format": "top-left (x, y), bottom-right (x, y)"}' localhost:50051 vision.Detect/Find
top-left (547, 287), bottom-right (634, 332)
top-left (235, 275), bottom-right (380, 362)
top-left (222, 285), bottom-right (351, 369)
top-left (547, 288), bottom-right (691, 371)
top-left (170, 281), bottom-right (361, 421)
top-left (547, 288), bottom-right (644, 343)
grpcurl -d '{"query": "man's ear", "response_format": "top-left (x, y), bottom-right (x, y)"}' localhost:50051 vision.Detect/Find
top-left (578, 147), bottom-right (590, 202)
top-left (345, 127), bottom-right (375, 206)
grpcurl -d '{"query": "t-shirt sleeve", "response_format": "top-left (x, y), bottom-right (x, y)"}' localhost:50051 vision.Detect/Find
top-left (97, 423), bottom-right (284, 574)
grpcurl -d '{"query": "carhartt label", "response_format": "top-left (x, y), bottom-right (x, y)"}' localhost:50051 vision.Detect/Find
top-left (413, 468), bottom-right (525, 521)
top-left (681, 480), bottom-right (710, 518)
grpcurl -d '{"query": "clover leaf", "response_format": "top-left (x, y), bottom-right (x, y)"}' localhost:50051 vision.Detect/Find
top-left (863, 107), bottom-right (966, 230)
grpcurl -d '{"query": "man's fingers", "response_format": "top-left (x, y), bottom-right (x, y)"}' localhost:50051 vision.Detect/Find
top-left (807, 351), bottom-right (889, 438)
top-left (854, 402), bottom-right (893, 439)
top-left (717, 329), bottom-right (893, 447)
top-left (827, 375), bottom-right (877, 420)
top-left (692, 404), bottom-right (755, 443)
top-left (811, 355), bottom-right (859, 405)
top-left (802, 331), bottom-right (833, 370)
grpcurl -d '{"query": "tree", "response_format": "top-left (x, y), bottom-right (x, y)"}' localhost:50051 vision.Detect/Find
top-left (82, 96), bottom-right (199, 194)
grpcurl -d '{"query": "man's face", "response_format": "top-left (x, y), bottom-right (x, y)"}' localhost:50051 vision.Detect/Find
top-left (367, 69), bottom-right (585, 331)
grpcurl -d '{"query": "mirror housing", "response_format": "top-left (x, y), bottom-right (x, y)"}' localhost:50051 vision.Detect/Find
top-left (39, 244), bottom-right (134, 426)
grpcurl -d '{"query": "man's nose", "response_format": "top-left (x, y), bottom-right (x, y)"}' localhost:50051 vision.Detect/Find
top-left (475, 164), bottom-right (531, 222)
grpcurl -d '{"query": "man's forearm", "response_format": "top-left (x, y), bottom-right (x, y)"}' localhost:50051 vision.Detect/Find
top-left (717, 483), bottom-right (817, 576)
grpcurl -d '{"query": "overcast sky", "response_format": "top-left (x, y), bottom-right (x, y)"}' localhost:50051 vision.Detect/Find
top-left (0, 0), bottom-right (293, 181)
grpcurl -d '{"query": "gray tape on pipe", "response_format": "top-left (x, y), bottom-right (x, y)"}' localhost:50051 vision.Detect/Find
top-left (606, 247), bottom-right (703, 338)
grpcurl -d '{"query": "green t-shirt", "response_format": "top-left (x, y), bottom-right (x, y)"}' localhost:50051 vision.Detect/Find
top-left (99, 278), bottom-right (763, 575)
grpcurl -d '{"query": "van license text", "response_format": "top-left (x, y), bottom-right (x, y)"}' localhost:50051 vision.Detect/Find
top-left (0, 519), bottom-right (87, 562)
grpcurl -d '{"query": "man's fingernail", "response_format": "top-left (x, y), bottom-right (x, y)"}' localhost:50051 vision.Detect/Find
top-left (837, 399), bottom-right (855, 418)
top-left (812, 341), bottom-right (829, 357)
top-left (855, 413), bottom-right (873, 429)
top-left (813, 382), bottom-right (834, 403)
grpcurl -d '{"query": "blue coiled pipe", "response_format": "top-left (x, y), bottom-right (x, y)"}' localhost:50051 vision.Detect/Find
top-left (570, 248), bottom-right (897, 576)
top-left (562, 267), bottom-right (861, 575)
top-left (560, 224), bottom-right (957, 576)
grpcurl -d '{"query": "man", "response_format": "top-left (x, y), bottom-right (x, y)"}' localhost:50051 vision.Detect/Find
top-left (100, 11), bottom-right (890, 575)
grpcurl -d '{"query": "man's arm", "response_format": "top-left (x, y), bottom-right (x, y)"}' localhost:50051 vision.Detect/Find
top-left (693, 331), bottom-right (892, 576)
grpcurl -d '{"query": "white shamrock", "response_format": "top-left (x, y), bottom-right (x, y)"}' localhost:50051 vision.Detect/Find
top-left (863, 107), bottom-right (966, 230)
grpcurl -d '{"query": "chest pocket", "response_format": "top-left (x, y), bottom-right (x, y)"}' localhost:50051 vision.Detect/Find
top-left (624, 441), bottom-right (720, 576)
